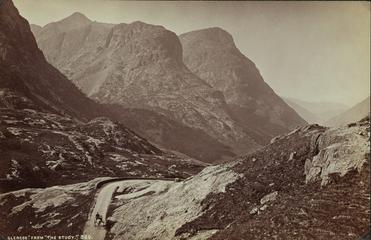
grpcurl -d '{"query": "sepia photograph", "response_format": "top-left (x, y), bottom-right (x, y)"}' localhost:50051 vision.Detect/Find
top-left (0, 0), bottom-right (370, 239)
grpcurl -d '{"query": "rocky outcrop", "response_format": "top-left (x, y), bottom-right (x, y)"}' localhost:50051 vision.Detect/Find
top-left (109, 164), bottom-right (241, 240)
top-left (306, 115), bottom-right (370, 185)
top-left (180, 28), bottom-right (307, 142)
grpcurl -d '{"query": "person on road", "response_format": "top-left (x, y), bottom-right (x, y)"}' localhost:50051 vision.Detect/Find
top-left (95, 212), bottom-right (103, 226)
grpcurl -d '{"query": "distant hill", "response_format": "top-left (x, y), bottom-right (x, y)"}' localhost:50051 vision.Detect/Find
top-left (283, 97), bottom-right (348, 124)
top-left (326, 96), bottom-right (370, 126)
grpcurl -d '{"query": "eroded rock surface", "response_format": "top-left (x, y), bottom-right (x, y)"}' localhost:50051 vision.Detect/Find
top-left (306, 117), bottom-right (370, 185)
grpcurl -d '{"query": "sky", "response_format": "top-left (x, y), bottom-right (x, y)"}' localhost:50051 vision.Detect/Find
top-left (13, 0), bottom-right (370, 106)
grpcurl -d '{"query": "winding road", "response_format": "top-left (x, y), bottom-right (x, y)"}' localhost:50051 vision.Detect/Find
top-left (83, 178), bottom-right (176, 240)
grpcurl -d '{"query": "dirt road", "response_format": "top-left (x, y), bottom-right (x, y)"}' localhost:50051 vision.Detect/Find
top-left (83, 179), bottom-right (174, 240)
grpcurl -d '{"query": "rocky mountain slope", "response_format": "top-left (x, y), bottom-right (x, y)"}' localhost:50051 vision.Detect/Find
top-left (107, 106), bottom-right (235, 162)
top-left (0, 0), bottom-right (204, 193)
top-left (2, 116), bottom-right (368, 239)
top-left (179, 28), bottom-right (307, 142)
top-left (0, 93), bottom-right (203, 193)
top-left (104, 116), bottom-right (371, 240)
top-left (326, 96), bottom-right (370, 127)
top-left (31, 14), bottom-right (261, 162)
top-left (284, 97), bottom-right (349, 125)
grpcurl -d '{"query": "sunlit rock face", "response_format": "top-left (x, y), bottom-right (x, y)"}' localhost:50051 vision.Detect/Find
top-left (180, 28), bottom-right (307, 143)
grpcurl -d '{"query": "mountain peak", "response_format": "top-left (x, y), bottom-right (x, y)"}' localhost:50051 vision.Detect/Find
top-left (66, 12), bottom-right (91, 22)
top-left (180, 27), bottom-right (235, 48)
top-left (42, 11), bottom-right (92, 32)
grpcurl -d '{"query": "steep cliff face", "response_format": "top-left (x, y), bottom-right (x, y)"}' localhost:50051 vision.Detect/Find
top-left (180, 28), bottom-right (307, 141)
top-left (32, 15), bottom-right (261, 161)
top-left (0, 0), bottom-right (98, 119)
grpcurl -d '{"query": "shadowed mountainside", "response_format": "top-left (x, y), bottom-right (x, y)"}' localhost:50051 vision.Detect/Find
top-left (180, 28), bottom-right (307, 143)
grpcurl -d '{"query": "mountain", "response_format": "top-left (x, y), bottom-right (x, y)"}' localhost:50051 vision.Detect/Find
top-left (283, 97), bottom-right (349, 124)
top-left (0, 1), bottom-right (99, 119)
top-left (2, 116), bottom-right (369, 239)
top-left (179, 28), bottom-right (307, 142)
top-left (326, 96), bottom-right (370, 127)
top-left (1, 4), bottom-right (242, 174)
top-left (31, 14), bottom-right (264, 162)
top-left (0, 0), bottom-right (204, 193)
